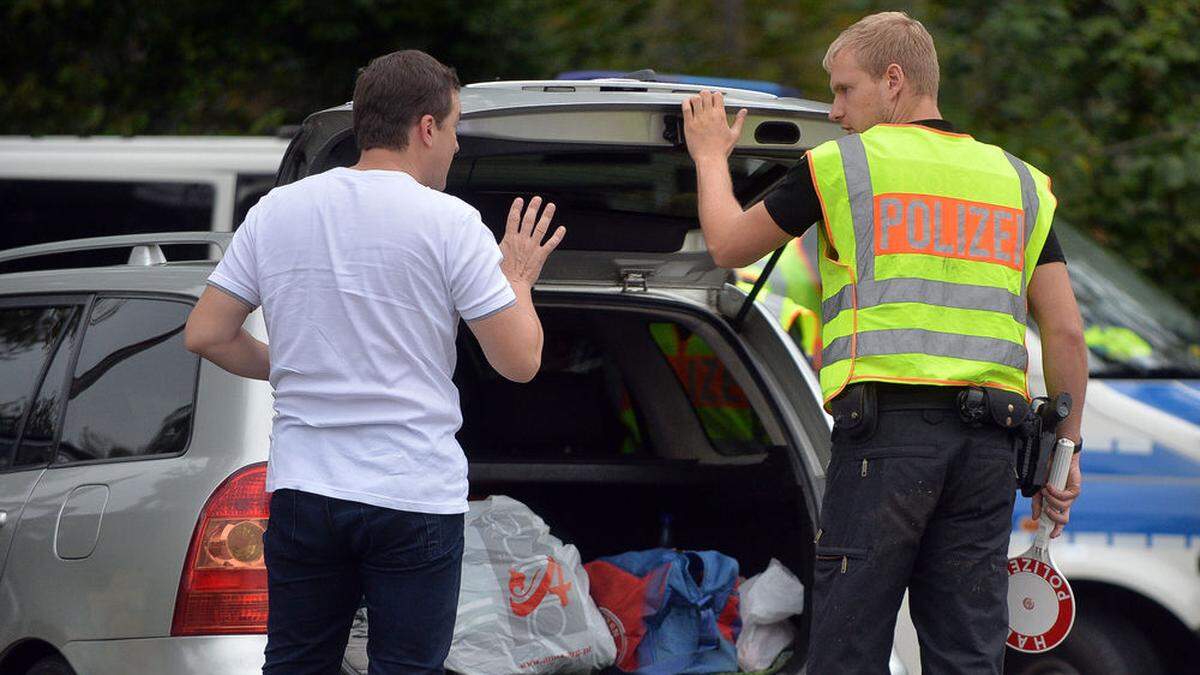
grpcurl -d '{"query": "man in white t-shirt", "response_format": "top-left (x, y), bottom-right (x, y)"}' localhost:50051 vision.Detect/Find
top-left (184, 50), bottom-right (564, 674)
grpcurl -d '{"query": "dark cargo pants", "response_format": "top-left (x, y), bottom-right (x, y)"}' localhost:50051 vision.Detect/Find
top-left (806, 387), bottom-right (1018, 674)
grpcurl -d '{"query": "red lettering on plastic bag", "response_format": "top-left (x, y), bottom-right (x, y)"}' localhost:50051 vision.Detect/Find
top-left (509, 556), bottom-right (573, 617)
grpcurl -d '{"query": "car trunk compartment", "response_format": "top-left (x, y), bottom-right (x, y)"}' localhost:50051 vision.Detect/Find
top-left (451, 299), bottom-right (816, 670)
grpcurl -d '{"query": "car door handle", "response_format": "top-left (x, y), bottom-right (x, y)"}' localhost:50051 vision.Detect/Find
top-left (0, 511), bottom-right (6, 528)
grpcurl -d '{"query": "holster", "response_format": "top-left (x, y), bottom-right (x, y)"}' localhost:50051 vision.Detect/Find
top-left (1014, 415), bottom-right (1048, 497)
top-left (957, 387), bottom-right (1052, 496)
top-left (1016, 394), bottom-right (1073, 497)
top-left (829, 383), bottom-right (878, 442)
top-left (957, 387), bottom-right (1029, 431)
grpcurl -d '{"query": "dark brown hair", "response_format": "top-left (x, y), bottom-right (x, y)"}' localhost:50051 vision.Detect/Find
top-left (352, 50), bottom-right (461, 152)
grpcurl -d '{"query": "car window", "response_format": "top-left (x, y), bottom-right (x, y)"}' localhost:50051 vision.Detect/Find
top-left (449, 150), bottom-right (783, 219)
top-left (0, 179), bottom-right (214, 272)
top-left (444, 144), bottom-right (790, 253)
top-left (13, 305), bottom-right (83, 468)
top-left (648, 322), bottom-right (769, 454)
top-left (0, 305), bottom-right (79, 470)
top-left (1053, 221), bottom-right (1200, 378)
top-left (55, 298), bottom-right (198, 464)
top-left (456, 320), bottom-right (645, 459)
top-left (234, 173), bottom-right (276, 227)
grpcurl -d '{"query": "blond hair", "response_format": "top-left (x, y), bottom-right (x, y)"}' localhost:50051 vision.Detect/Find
top-left (823, 11), bottom-right (940, 97)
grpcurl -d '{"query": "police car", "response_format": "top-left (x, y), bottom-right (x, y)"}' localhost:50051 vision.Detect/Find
top-left (758, 206), bottom-right (1200, 674)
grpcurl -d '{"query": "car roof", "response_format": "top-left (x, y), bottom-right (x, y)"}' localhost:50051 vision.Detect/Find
top-left (0, 136), bottom-right (290, 176)
top-left (0, 263), bottom-right (214, 299)
top-left (0, 233), bottom-right (226, 298)
top-left (556, 70), bottom-right (805, 98)
top-left (315, 78), bottom-right (832, 118)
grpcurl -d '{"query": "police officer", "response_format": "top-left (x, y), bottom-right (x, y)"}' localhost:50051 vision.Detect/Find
top-left (681, 11), bottom-right (1088, 674)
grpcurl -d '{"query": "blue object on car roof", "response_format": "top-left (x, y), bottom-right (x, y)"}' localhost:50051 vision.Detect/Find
top-left (556, 70), bottom-right (802, 98)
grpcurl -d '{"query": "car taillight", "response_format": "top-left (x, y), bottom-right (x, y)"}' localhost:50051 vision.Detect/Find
top-left (172, 462), bottom-right (270, 635)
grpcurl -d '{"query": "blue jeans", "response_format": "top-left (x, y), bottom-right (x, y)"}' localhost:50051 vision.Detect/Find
top-left (263, 489), bottom-right (465, 675)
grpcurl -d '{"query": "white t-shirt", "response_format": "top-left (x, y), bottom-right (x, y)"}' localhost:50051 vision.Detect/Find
top-left (208, 167), bottom-right (515, 514)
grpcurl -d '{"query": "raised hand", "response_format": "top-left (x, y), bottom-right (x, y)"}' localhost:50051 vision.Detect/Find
top-left (681, 90), bottom-right (749, 161)
top-left (499, 196), bottom-right (565, 290)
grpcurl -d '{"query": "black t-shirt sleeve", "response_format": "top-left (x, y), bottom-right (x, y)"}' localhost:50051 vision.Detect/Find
top-left (762, 157), bottom-right (822, 238)
top-left (1037, 229), bottom-right (1065, 266)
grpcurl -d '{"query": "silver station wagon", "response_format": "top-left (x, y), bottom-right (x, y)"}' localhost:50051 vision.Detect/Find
top-left (0, 78), bottom-right (908, 674)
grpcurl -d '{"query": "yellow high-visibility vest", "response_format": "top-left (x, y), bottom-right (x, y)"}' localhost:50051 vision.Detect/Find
top-left (808, 124), bottom-right (1056, 407)
top-left (648, 323), bottom-right (761, 442)
top-left (737, 232), bottom-right (823, 359)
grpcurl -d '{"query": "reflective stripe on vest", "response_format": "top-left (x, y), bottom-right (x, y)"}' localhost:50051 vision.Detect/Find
top-left (822, 328), bottom-right (1029, 369)
top-left (819, 134), bottom-right (1040, 327)
top-left (809, 124), bottom-right (1055, 405)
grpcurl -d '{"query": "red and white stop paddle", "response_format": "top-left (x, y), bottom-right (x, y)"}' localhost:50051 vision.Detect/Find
top-left (1007, 437), bottom-right (1076, 653)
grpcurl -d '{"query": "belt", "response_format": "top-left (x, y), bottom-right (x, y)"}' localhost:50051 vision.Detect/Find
top-left (869, 383), bottom-right (964, 411)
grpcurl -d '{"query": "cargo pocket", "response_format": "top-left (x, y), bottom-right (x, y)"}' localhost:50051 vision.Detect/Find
top-left (815, 545), bottom-right (868, 575)
top-left (812, 544), bottom-right (869, 618)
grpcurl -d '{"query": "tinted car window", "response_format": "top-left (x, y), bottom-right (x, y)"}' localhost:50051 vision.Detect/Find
top-left (14, 306), bottom-right (82, 467)
top-left (56, 298), bottom-right (198, 464)
top-left (1053, 222), bottom-right (1200, 377)
top-left (0, 179), bottom-right (214, 272)
top-left (449, 151), bottom-right (782, 219)
top-left (234, 174), bottom-right (276, 227)
top-left (445, 144), bottom-right (789, 252)
top-left (456, 320), bottom-right (642, 459)
top-left (649, 322), bottom-right (769, 454)
top-left (0, 305), bottom-right (78, 469)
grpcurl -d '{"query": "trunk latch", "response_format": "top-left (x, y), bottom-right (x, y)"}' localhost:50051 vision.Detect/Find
top-left (621, 270), bottom-right (651, 293)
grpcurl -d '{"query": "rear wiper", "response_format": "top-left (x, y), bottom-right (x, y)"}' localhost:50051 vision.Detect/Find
top-left (733, 244), bottom-right (785, 331)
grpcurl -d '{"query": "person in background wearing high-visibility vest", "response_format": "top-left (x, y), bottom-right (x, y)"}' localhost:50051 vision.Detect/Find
top-left (681, 12), bottom-right (1088, 674)
top-left (617, 323), bottom-right (767, 454)
top-left (649, 322), bottom-right (765, 443)
top-left (737, 228), bottom-right (823, 362)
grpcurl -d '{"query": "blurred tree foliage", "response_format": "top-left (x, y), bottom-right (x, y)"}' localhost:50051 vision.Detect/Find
top-left (2, 0), bottom-right (1198, 309)
top-left (0, 0), bottom-right (562, 134)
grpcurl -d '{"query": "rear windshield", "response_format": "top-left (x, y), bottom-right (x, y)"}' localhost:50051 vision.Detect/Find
top-left (446, 142), bottom-right (791, 252)
top-left (449, 149), bottom-right (787, 219)
top-left (308, 132), bottom-right (796, 252)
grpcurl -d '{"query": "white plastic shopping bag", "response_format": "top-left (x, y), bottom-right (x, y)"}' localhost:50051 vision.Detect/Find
top-left (446, 496), bottom-right (616, 674)
top-left (736, 558), bottom-right (806, 672)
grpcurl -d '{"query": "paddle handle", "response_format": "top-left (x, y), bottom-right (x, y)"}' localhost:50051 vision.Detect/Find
top-left (1034, 438), bottom-right (1076, 554)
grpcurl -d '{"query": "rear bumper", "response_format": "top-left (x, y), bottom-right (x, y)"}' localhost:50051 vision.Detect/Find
top-left (62, 635), bottom-right (266, 674)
